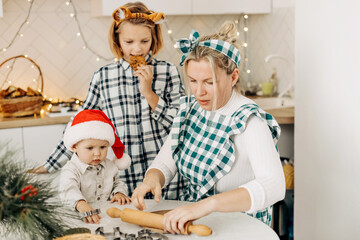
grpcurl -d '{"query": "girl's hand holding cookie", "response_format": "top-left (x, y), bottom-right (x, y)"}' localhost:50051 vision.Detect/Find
top-left (134, 65), bottom-right (154, 97)
top-left (110, 192), bottom-right (131, 205)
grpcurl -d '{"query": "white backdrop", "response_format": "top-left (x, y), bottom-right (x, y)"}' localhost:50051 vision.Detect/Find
top-left (295, 0), bottom-right (360, 239)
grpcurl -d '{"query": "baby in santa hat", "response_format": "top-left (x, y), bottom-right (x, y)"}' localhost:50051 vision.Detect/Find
top-left (59, 109), bottom-right (132, 224)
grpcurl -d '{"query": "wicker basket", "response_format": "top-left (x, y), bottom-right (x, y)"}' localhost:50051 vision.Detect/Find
top-left (0, 55), bottom-right (44, 117)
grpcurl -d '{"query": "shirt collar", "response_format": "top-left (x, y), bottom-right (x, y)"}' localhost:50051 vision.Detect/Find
top-left (71, 154), bottom-right (104, 174)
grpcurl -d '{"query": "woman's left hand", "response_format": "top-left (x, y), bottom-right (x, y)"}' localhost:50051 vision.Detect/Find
top-left (162, 200), bottom-right (212, 234)
top-left (134, 65), bottom-right (153, 97)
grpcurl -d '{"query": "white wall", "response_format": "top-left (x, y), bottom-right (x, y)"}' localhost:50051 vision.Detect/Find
top-left (295, 0), bottom-right (360, 239)
top-left (0, 0), bottom-right (294, 102)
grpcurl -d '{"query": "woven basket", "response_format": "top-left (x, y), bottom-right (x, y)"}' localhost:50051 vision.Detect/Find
top-left (0, 55), bottom-right (44, 117)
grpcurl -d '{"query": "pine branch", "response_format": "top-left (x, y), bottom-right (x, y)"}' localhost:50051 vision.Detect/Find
top-left (0, 142), bottom-right (77, 240)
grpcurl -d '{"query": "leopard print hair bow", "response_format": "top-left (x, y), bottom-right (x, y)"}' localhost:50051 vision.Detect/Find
top-left (112, 6), bottom-right (165, 24)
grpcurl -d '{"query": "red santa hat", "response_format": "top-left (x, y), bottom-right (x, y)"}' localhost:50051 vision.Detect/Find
top-left (63, 109), bottom-right (131, 170)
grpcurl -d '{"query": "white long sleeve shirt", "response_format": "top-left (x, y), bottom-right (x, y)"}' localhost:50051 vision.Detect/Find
top-left (149, 91), bottom-right (285, 213)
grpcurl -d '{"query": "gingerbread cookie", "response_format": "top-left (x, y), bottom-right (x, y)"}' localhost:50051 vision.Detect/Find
top-left (129, 56), bottom-right (146, 71)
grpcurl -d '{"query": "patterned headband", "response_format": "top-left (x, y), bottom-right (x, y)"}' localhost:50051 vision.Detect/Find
top-left (112, 6), bottom-right (165, 24)
top-left (176, 30), bottom-right (241, 67)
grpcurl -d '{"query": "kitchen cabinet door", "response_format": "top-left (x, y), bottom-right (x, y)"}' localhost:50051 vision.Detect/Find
top-left (91, 0), bottom-right (271, 16)
top-left (22, 124), bottom-right (66, 167)
top-left (193, 0), bottom-right (271, 14)
top-left (0, 128), bottom-right (24, 164)
top-left (91, 0), bottom-right (192, 16)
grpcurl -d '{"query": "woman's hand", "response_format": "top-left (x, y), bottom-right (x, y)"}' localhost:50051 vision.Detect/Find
top-left (110, 192), bottom-right (131, 205)
top-left (26, 166), bottom-right (48, 174)
top-left (131, 169), bottom-right (164, 211)
top-left (163, 200), bottom-right (213, 234)
top-left (131, 177), bottom-right (162, 211)
top-left (76, 200), bottom-right (101, 224)
top-left (134, 65), bottom-right (154, 97)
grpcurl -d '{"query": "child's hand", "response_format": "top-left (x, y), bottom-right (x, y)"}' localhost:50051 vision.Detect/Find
top-left (76, 200), bottom-right (101, 224)
top-left (134, 65), bottom-right (153, 97)
top-left (110, 192), bottom-right (131, 205)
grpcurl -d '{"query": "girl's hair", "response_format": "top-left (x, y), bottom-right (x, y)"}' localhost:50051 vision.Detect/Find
top-left (183, 21), bottom-right (243, 98)
top-left (108, 2), bottom-right (163, 59)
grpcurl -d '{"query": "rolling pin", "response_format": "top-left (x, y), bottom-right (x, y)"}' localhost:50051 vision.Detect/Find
top-left (106, 207), bottom-right (212, 236)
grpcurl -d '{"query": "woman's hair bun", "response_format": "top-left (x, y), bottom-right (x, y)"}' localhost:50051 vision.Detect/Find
top-left (218, 21), bottom-right (238, 44)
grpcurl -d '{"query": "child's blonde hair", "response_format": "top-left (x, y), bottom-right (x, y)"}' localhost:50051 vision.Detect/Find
top-left (108, 2), bottom-right (163, 59)
top-left (183, 21), bottom-right (243, 98)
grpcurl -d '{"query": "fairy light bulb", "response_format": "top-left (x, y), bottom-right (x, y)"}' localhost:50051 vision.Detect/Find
top-left (66, 1), bottom-right (70, 5)
top-left (246, 69), bottom-right (251, 74)
top-left (243, 42), bottom-right (248, 47)
top-left (244, 15), bottom-right (248, 19)
top-left (244, 27), bottom-right (248, 32)
top-left (237, 32), bottom-right (240, 36)
top-left (235, 20), bottom-right (239, 24)
top-left (24, 55), bottom-right (28, 58)
top-left (77, 32), bottom-right (81, 37)
top-left (3, 48), bottom-right (6, 52)
top-left (70, 13), bottom-right (75, 17)
top-left (96, 57), bottom-right (100, 61)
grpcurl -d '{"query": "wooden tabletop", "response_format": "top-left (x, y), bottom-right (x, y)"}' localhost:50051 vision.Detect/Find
top-left (0, 107), bottom-right (294, 129)
top-left (267, 107), bottom-right (294, 124)
top-left (0, 114), bottom-right (71, 129)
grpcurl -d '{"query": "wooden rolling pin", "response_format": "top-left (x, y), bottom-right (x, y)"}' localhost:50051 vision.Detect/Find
top-left (106, 207), bottom-right (212, 236)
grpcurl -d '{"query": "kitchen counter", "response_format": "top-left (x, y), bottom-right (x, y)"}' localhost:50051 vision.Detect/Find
top-left (0, 106), bottom-right (294, 129)
top-left (0, 114), bottom-right (72, 129)
top-left (267, 107), bottom-right (294, 124)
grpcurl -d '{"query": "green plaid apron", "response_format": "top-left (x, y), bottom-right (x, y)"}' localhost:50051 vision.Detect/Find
top-left (171, 96), bottom-right (281, 225)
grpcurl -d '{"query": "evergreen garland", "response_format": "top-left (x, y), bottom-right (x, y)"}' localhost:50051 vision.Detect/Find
top-left (0, 142), bottom-right (76, 240)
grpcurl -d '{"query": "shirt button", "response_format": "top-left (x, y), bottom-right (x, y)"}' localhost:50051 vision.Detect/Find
top-left (98, 185), bottom-right (102, 188)
top-left (97, 197), bottom-right (100, 201)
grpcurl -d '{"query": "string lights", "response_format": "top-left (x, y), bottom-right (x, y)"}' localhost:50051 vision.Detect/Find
top-left (66, 0), bottom-right (114, 62)
top-left (1, 0), bottom-right (34, 53)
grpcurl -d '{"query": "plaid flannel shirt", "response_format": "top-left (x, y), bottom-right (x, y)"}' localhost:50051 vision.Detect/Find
top-left (44, 56), bottom-right (186, 199)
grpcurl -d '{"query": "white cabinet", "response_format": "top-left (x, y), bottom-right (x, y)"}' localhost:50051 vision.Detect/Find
top-left (193, 0), bottom-right (271, 14)
top-left (0, 128), bottom-right (24, 164)
top-left (23, 124), bottom-right (66, 167)
top-left (0, 124), bottom-right (66, 168)
top-left (91, 0), bottom-right (271, 16)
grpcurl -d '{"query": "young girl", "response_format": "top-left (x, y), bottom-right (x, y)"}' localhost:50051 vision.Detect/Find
top-left (132, 21), bottom-right (285, 233)
top-left (32, 2), bottom-right (186, 199)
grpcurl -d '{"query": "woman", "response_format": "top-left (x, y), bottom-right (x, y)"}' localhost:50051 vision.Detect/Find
top-left (131, 21), bottom-right (285, 234)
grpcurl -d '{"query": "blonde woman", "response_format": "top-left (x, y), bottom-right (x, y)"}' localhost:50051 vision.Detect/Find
top-left (132, 21), bottom-right (285, 234)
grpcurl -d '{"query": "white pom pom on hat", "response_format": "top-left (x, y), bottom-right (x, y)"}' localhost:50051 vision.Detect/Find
top-left (63, 109), bottom-right (131, 170)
